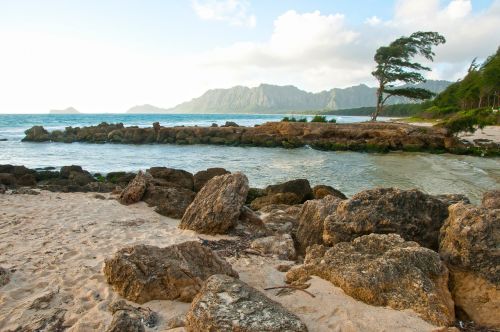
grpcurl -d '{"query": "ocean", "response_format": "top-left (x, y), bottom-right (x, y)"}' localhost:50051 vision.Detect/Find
top-left (0, 113), bottom-right (498, 202)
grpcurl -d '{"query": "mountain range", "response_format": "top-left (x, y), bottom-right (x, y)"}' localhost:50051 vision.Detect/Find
top-left (127, 80), bottom-right (452, 114)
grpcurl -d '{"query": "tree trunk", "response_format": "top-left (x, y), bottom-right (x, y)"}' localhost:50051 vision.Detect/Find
top-left (371, 85), bottom-right (383, 121)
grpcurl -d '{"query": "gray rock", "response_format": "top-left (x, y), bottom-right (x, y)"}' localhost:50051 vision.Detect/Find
top-left (193, 167), bottom-right (230, 192)
top-left (251, 234), bottom-right (296, 260)
top-left (180, 173), bottom-right (249, 234)
top-left (119, 171), bottom-right (149, 205)
top-left (103, 241), bottom-right (238, 303)
top-left (185, 274), bottom-right (308, 332)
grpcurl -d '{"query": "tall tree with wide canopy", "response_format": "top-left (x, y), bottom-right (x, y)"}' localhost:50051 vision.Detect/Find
top-left (371, 32), bottom-right (446, 121)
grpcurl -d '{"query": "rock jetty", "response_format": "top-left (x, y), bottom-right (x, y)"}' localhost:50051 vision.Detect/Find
top-left (22, 121), bottom-right (499, 155)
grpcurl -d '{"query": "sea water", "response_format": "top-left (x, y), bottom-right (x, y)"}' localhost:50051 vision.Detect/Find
top-left (0, 113), bottom-right (498, 203)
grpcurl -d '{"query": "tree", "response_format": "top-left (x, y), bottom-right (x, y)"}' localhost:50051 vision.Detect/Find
top-left (371, 31), bottom-right (446, 121)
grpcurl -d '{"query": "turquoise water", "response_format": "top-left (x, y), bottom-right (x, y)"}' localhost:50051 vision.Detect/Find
top-left (0, 114), bottom-right (498, 202)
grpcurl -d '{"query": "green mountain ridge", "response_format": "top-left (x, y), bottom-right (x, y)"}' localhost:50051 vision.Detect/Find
top-left (127, 80), bottom-right (451, 114)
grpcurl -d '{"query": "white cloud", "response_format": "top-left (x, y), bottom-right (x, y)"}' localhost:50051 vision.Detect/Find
top-left (191, 0), bottom-right (256, 27)
top-left (365, 16), bottom-right (382, 26)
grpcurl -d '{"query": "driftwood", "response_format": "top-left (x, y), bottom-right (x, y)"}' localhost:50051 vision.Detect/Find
top-left (264, 285), bottom-right (316, 298)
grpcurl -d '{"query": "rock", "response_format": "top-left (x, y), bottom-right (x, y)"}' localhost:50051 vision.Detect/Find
top-left (17, 173), bottom-right (37, 186)
top-left (251, 234), bottom-right (296, 260)
top-left (481, 189), bottom-right (500, 209)
top-left (108, 300), bottom-right (158, 329)
top-left (222, 121), bottom-right (239, 127)
top-left (68, 171), bottom-right (95, 186)
top-left (11, 188), bottom-right (40, 195)
top-left (0, 266), bottom-right (10, 287)
top-left (312, 184), bottom-right (347, 200)
top-left (0, 173), bottom-right (17, 186)
top-left (165, 314), bottom-right (186, 329)
top-left (0, 184), bottom-right (6, 194)
top-left (193, 167), bottom-right (230, 192)
top-left (250, 192), bottom-right (302, 210)
top-left (323, 188), bottom-right (449, 250)
top-left (185, 274), bottom-right (308, 332)
top-left (106, 172), bottom-right (136, 185)
top-left (23, 125), bottom-right (50, 141)
top-left (260, 205), bottom-right (300, 234)
top-left (180, 173), bottom-right (249, 234)
top-left (147, 167), bottom-right (194, 190)
top-left (246, 187), bottom-right (266, 204)
top-left (119, 171), bottom-right (149, 205)
top-left (237, 206), bottom-right (270, 237)
top-left (60, 165), bottom-right (84, 178)
top-left (296, 195), bottom-right (342, 254)
top-left (435, 194), bottom-right (470, 206)
top-left (103, 242), bottom-right (238, 303)
top-left (106, 311), bottom-right (144, 332)
top-left (439, 202), bottom-right (499, 328)
top-left (286, 234), bottom-right (455, 326)
top-left (94, 194), bottom-right (106, 200)
top-left (143, 185), bottom-right (196, 219)
top-left (266, 179), bottom-right (313, 203)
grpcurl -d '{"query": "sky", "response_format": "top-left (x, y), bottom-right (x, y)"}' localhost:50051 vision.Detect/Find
top-left (0, 0), bottom-right (499, 113)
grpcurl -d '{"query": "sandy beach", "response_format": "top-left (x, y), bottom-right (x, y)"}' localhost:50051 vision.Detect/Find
top-left (0, 190), bottom-right (440, 332)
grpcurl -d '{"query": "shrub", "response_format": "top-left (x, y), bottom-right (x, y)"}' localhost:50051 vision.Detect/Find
top-left (281, 116), bottom-right (297, 122)
top-left (311, 115), bottom-right (327, 123)
top-left (437, 108), bottom-right (499, 135)
top-left (297, 118), bottom-right (308, 122)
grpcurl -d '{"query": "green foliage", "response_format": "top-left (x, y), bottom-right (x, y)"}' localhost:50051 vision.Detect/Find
top-left (320, 103), bottom-right (428, 117)
top-left (311, 115), bottom-right (327, 122)
top-left (433, 47), bottom-right (500, 111)
top-left (297, 117), bottom-right (308, 122)
top-left (371, 31), bottom-right (446, 120)
top-left (328, 118), bottom-right (337, 123)
top-left (437, 108), bottom-right (499, 135)
top-left (281, 116), bottom-right (296, 122)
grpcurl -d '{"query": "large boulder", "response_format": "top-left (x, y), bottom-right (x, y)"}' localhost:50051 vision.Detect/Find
top-left (312, 184), bottom-right (347, 200)
top-left (0, 173), bottom-right (17, 186)
top-left (296, 195), bottom-right (342, 255)
top-left (185, 274), bottom-right (308, 332)
top-left (60, 165), bottom-right (85, 178)
top-left (323, 188), bottom-right (449, 250)
top-left (119, 171), bottom-right (149, 205)
top-left (147, 167), bottom-right (194, 190)
top-left (143, 185), bottom-right (195, 219)
top-left (103, 242), bottom-right (238, 304)
top-left (259, 204), bottom-right (301, 234)
top-left (17, 173), bottom-right (37, 186)
top-left (439, 202), bottom-right (499, 328)
top-left (286, 234), bottom-right (454, 326)
top-left (106, 311), bottom-right (144, 332)
top-left (193, 167), bottom-right (230, 192)
top-left (179, 172), bottom-right (249, 234)
top-left (266, 179), bottom-right (313, 202)
top-left (23, 125), bottom-right (50, 141)
top-left (481, 189), bottom-right (500, 209)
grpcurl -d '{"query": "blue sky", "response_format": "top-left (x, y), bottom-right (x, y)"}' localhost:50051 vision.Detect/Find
top-left (0, 0), bottom-right (499, 113)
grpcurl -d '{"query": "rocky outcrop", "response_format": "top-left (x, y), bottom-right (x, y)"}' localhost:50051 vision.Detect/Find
top-left (312, 185), bottom-right (347, 200)
top-left (296, 195), bottom-right (342, 254)
top-left (103, 242), bottom-right (238, 303)
top-left (481, 189), bottom-right (500, 209)
top-left (106, 311), bottom-right (144, 332)
top-left (250, 192), bottom-right (301, 210)
top-left (259, 204), bottom-right (301, 234)
top-left (266, 179), bottom-right (313, 202)
top-left (250, 234), bottom-right (296, 260)
top-left (147, 167), bottom-right (194, 190)
top-left (286, 234), bottom-right (455, 326)
top-left (193, 167), bottom-right (230, 192)
top-left (180, 173), bottom-right (249, 234)
top-left (323, 188), bottom-right (450, 250)
top-left (119, 171), bottom-right (149, 205)
top-left (185, 274), bottom-right (308, 332)
top-left (439, 202), bottom-right (499, 328)
top-left (22, 121), bottom-right (486, 155)
top-left (143, 185), bottom-right (195, 219)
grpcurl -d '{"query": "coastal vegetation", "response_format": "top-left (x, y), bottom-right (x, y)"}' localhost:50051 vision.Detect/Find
top-left (281, 115), bottom-right (336, 123)
top-left (371, 31), bottom-right (446, 121)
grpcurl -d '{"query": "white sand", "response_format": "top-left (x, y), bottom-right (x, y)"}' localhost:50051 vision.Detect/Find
top-left (0, 191), bottom-right (440, 331)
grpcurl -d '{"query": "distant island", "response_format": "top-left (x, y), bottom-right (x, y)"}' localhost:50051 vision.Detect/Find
top-left (126, 81), bottom-right (451, 115)
top-left (49, 107), bottom-right (81, 114)
top-left (127, 104), bottom-right (170, 114)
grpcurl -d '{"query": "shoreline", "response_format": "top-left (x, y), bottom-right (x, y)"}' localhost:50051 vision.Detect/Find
top-left (22, 121), bottom-right (500, 156)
